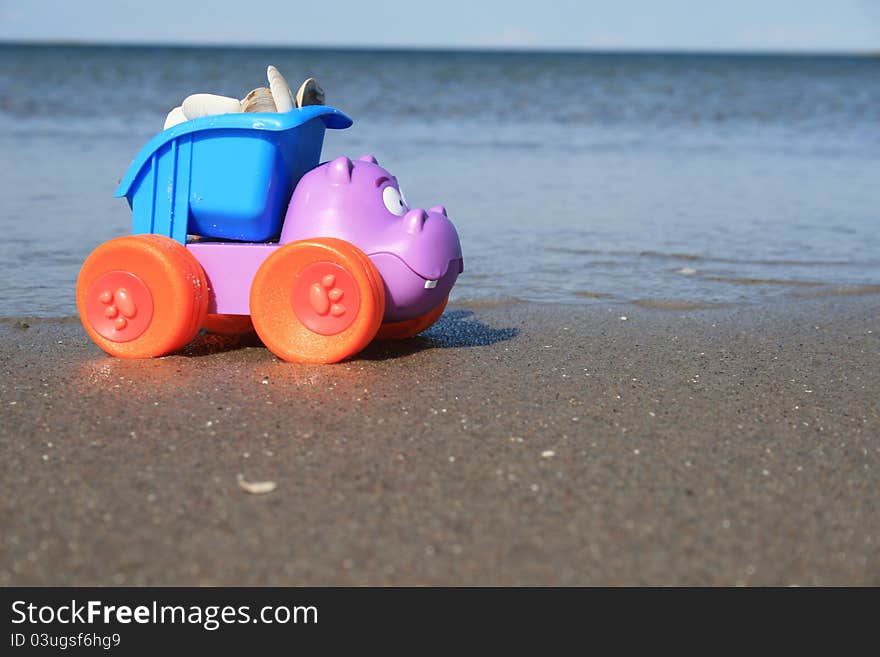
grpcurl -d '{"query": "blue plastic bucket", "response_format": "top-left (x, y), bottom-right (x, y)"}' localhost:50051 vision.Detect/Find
top-left (115, 107), bottom-right (352, 243)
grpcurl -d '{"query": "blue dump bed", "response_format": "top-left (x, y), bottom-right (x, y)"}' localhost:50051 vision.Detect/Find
top-left (114, 107), bottom-right (352, 244)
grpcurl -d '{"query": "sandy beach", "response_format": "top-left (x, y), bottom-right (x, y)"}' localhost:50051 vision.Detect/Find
top-left (1, 295), bottom-right (878, 586)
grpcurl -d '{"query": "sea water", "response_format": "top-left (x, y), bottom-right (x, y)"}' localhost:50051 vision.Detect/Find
top-left (1, 45), bottom-right (878, 316)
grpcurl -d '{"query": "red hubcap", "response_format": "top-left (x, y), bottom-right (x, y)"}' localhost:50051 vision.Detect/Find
top-left (291, 262), bottom-right (360, 336)
top-left (85, 271), bottom-right (153, 342)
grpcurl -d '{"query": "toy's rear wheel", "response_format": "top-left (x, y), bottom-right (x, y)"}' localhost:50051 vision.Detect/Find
top-left (375, 296), bottom-right (449, 340)
top-left (76, 235), bottom-right (208, 358)
top-left (202, 314), bottom-right (254, 336)
top-left (250, 238), bottom-right (385, 363)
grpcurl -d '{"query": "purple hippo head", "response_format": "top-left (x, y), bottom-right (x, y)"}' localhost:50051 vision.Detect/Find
top-left (280, 155), bottom-right (463, 323)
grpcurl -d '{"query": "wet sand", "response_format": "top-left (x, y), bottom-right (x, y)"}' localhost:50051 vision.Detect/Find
top-left (1, 296), bottom-right (878, 586)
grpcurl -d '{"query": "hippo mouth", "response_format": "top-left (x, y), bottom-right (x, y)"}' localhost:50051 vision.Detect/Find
top-left (371, 251), bottom-right (464, 287)
top-left (368, 253), bottom-right (463, 322)
top-left (419, 257), bottom-right (463, 288)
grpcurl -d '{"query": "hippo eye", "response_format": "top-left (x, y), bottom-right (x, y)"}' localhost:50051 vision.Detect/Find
top-left (382, 186), bottom-right (407, 216)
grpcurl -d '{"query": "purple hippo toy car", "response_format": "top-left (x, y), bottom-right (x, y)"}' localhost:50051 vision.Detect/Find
top-left (76, 106), bottom-right (462, 363)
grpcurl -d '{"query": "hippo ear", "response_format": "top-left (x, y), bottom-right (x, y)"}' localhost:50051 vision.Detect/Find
top-left (358, 154), bottom-right (378, 164)
top-left (326, 156), bottom-right (353, 184)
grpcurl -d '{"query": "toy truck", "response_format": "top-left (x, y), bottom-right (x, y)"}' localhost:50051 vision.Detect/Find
top-left (76, 106), bottom-right (463, 363)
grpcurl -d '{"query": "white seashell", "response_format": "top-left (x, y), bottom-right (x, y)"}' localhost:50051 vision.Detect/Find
top-left (240, 87), bottom-right (277, 113)
top-left (266, 65), bottom-right (294, 113)
top-left (295, 77), bottom-right (325, 108)
top-left (182, 93), bottom-right (243, 119)
top-left (163, 106), bottom-right (187, 130)
top-left (237, 474), bottom-right (276, 495)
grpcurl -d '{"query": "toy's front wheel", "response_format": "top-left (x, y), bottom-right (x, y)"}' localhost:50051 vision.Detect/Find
top-left (249, 238), bottom-right (385, 363)
top-left (76, 235), bottom-right (208, 358)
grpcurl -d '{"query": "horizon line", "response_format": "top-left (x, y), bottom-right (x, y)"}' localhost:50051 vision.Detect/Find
top-left (0, 38), bottom-right (876, 58)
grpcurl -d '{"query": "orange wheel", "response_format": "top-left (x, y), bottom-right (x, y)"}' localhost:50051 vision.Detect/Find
top-left (376, 296), bottom-right (449, 340)
top-left (202, 314), bottom-right (254, 336)
top-left (76, 235), bottom-right (208, 358)
top-left (249, 238), bottom-right (385, 363)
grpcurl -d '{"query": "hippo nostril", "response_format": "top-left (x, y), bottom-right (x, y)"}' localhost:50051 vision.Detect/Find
top-left (403, 208), bottom-right (428, 234)
top-left (429, 205), bottom-right (448, 217)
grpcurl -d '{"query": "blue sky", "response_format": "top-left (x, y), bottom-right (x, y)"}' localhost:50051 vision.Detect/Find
top-left (1, 0), bottom-right (877, 52)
